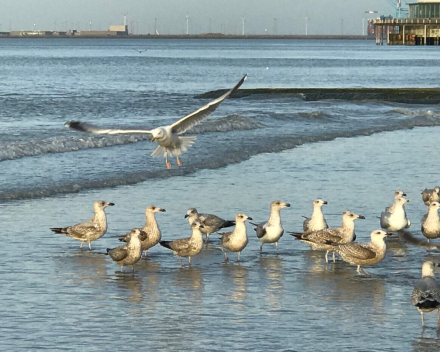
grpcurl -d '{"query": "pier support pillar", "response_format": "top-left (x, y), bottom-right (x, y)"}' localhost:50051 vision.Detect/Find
top-left (424, 24), bottom-right (427, 45)
top-left (403, 25), bottom-right (406, 45)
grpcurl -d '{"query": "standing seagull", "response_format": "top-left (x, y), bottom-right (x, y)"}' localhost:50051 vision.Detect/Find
top-left (118, 205), bottom-right (166, 257)
top-left (220, 213), bottom-right (252, 262)
top-left (303, 199), bottom-right (328, 233)
top-left (380, 197), bottom-right (410, 232)
top-left (290, 211), bottom-right (364, 263)
top-left (65, 74), bottom-right (247, 169)
top-left (411, 261), bottom-right (440, 326)
top-left (421, 202), bottom-right (440, 243)
top-left (385, 190), bottom-right (407, 212)
top-left (184, 208), bottom-right (235, 243)
top-left (50, 200), bottom-right (114, 250)
top-left (422, 186), bottom-right (440, 206)
top-left (160, 220), bottom-right (204, 267)
top-left (106, 229), bottom-right (144, 272)
top-left (251, 200), bottom-right (290, 253)
top-left (332, 230), bottom-right (390, 275)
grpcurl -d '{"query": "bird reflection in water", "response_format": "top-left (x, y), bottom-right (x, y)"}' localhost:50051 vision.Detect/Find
top-left (222, 264), bottom-right (249, 305)
top-left (113, 273), bottom-right (143, 305)
top-left (173, 267), bottom-right (204, 308)
top-left (54, 250), bottom-right (108, 288)
top-left (412, 327), bottom-right (440, 352)
top-left (259, 255), bottom-right (284, 310)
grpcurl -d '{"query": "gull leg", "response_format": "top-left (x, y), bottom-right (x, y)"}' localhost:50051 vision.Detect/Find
top-left (361, 268), bottom-right (371, 275)
top-left (222, 248), bottom-right (228, 262)
top-left (80, 242), bottom-right (84, 249)
top-left (332, 251), bottom-right (336, 263)
top-left (132, 265), bottom-right (135, 272)
top-left (275, 242), bottom-right (279, 252)
top-left (88, 242), bottom-right (92, 250)
top-left (142, 250), bottom-right (147, 258)
top-left (237, 252), bottom-right (241, 262)
top-left (437, 308), bottom-right (440, 325)
top-left (178, 256), bottom-right (184, 267)
top-left (260, 244), bottom-right (263, 254)
top-left (165, 152), bottom-right (171, 169)
top-left (188, 257), bottom-right (191, 266)
top-left (357, 265), bottom-right (362, 275)
top-left (205, 233), bottom-right (210, 244)
top-left (325, 251), bottom-right (329, 263)
top-left (176, 156), bottom-right (182, 167)
top-left (421, 312), bottom-right (425, 327)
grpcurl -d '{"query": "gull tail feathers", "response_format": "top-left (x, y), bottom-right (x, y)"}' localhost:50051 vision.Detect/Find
top-left (220, 220), bottom-right (236, 229)
top-left (175, 136), bottom-right (197, 155)
top-left (159, 240), bottom-right (172, 249)
top-left (151, 145), bottom-right (167, 158)
top-left (50, 227), bottom-right (68, 234)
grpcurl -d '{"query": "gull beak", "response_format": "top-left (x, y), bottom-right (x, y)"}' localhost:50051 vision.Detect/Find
top-left (285, 203), bottom-right (291, 208)
top-left (402, 193), bottom-right (407, 196)
top-left (160, 208), bottom-right (166, 212)
top-left (358, 215), bottom-right (366, 219)
top-left (107, 202), bottom-right (115, 206)
top-left (247, 216), bottom-right (253, 221)
top-left (184, 214), bottom-right (189, 218)
top-left (323, 201), bottom-right (328, 205)
top-left (151, 137), bottom-right (156, 142)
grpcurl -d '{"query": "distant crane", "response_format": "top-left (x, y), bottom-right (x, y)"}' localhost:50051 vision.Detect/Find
top-left (385, 0), bottom-right (408, 18)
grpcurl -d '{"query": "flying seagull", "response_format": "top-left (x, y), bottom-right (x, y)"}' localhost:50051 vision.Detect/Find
top-left (65, 74), bottom-right (247, 169)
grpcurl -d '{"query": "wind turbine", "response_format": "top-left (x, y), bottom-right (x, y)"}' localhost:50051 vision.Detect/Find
top-left (186, 14), bottom-right (190, 35)
top-left (241, 15), bottom-right (245, 35)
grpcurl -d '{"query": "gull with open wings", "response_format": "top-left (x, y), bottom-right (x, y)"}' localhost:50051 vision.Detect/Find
top-left (65, 74), bottom-right (247, 169)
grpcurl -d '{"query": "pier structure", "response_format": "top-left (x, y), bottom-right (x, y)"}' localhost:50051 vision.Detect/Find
top-left (373, 0), bottom-right (440, 45)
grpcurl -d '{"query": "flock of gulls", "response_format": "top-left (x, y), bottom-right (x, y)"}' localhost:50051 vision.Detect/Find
top-left (50, 188), bottom-right (440, 326)
top-left (55, 75), bottom-right (440, 326)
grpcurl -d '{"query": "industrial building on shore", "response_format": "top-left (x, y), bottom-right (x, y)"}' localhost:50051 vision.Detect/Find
top-left (373, 0), bottom-right (440, 45)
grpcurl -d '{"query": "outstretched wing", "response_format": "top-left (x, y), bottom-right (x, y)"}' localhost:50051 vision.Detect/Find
top-left (65, 121), bottom-right (152, 135)
top-left (170, 74), bottom-right (247, 134)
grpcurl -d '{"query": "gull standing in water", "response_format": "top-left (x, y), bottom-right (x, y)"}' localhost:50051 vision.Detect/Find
top-left (160, 220), bottom-right (204, 267)
top-left (422, 186), bottom-right (440, 206)
top-left (220, 213), bottom-right (252, 262)
top-left (411, 261), bottom-right (440, 326)
top-left (50, 200), bottom-right (114, 250)
top-left (185, 208), bottom-right (235, 243)
top-left (290, 211), bottom-right (364, 263)
top-left (421, 202), bottom-right (440, 243)
top-left (380, 197), bottom-right (410, 232)
top-left (65, 74), bottom-right (247, 169)
top-left (332, 230), bottom-right (390, 275)
top-left (106, 229), bottom-right (144, 272)
top-left (118, 205), bottom-right (166, 257)
top-left (251, 200), bottom-right (290, 253)
top-left (385, 190), bottom-right (407, 212)
top-left (303, 199), bottom-right (328, 233)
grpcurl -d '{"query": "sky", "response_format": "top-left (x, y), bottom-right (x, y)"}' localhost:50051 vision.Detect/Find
top-left (0, 0), bottom-right (403, 35)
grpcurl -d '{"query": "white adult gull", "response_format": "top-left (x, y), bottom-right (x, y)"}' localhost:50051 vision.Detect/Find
top-left (65, 74), bottom-right (247, 169)
top-left (385, 190), bottom-right (407, 212)
top-left (303, 199), bottom-right (328, 233)
top-left (380, 197), bottom-right (410, 232)
top-left (251, 200), bottom-right (290, 253)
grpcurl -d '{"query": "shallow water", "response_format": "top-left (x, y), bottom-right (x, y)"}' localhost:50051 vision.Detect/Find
top-left (2, 38), bottom-right (440, 351)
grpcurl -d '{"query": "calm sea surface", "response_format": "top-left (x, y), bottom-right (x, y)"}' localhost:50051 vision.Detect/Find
top-left (1, 38), bottom-right (440, 351)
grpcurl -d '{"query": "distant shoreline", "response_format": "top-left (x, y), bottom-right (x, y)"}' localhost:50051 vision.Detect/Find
top-left (0, 34), bottom-right (374, 40)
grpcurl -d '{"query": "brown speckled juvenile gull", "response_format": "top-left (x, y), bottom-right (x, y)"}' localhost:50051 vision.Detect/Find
top-left (411, 261), bottom-right (440, 326)
top-left (107, 229), bottom-right (144, 272)
top-left (422, 186), bottom-right (440, 206)
top-left (220, 213), bottom-right (252, 262)
top-left (333, 230), bottom-right (390, 275)
top-left (160, 220), bottom-right (204, 267)
top-left (421, 202), bottom-right (440, 243)
top-left (303, 199), bottom-right (328, 233)
top-left (185, 207), bottom-right (235, 243)
top-left (290, 211), bottom-right (364, 263)
top-left (251, 200), bottom-right (290, 253)
top-left (119, 205), bottom-right (165, 257)
top-left (65, 74), bottom-right (247, 169)
top-left (50, 200), bottom-right (114, 250)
